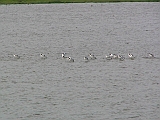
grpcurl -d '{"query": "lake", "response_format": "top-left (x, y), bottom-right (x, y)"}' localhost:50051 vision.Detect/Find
top-left (0, 2), bottom-right (160, 120)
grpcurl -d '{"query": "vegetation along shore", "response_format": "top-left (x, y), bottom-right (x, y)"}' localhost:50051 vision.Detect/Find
top-left (0, 0), bottom-right (159, 4)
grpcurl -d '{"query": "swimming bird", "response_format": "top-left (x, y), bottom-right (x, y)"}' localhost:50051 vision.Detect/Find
top-left (89, 53), bottom-right (96, 60)
top-left (118, 55), bottom-right (125, 61)
top-left (128, 53), bottom-right (134, 59)
top-left (62, 53), bottom-right (67, 58)
top-left (67, 57), bottom-right (74, 62)
top-left (108, 53), bottom-right (118, 59)
top-left (118, 55), bottom-right (122, 59)
top-left (84, 57), bottom-right (89, 62)
top-left (13, 54), bottom-right (20, 59)
top-left (148, 53), bottom-right (154, 58)
top-left (106, 55), bottom-right (112, 60)
top-left (113, 54), bottom-right (118, 59)
top-left (109, 54), bottom-right (114, 58)
top-left (40, 54), bottom-right (47, 59)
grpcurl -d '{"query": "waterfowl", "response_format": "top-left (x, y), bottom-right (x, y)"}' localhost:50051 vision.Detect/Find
top-left (84, 57), bottom-right (89, 62)
top-left (67, 57), bottom-right (74, 62)
top-left (40, 54), bottom-right (47, 59)
top-left (118, 55), bottom-right (125, 61)
top-left (62, 53), bottom-right (66, 58)
top-left (113, 54), bottom-right (118, 59)
top-left (13, 54), bottom-right (20, 59)
top-left (109, 54), bottom-right (114, 58)
top-left (148, 53), bottom-right (154, 58)
top-left (89, 53), bottom-right (96, 60)
top-left (128, 53), bottom-right (134, 59)
top-left (106, 55), bottom-right (112, 60)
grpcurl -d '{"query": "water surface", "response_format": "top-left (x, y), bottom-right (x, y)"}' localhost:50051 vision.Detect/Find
top-left (0, 3), bottom-right (160, 120)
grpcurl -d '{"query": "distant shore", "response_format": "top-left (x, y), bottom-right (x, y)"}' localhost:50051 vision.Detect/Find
top-left (0, 0), bottom-right (159, 4)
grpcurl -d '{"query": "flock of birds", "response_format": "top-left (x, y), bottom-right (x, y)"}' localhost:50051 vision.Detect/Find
top-left (61, 52), bottom-right (155, 62)
top-left (12, 52), bottom-right (155, 62)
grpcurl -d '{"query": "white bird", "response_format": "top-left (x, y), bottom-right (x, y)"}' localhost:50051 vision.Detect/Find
top-left (113, 54), bottom-right (118, 59)
top-left (109, 53), bottom-right (114, 58)
top-left (67, 57), bottom-right (74, 62)
top-left (106, 55), bottom-right (112, 60)
top-left (108, 54), bottom-right (118, 59)
top-left (89, 53), bottom-right (96, 60)
top-left (118, 55), bottom-right (125, 61)
top-left (148, 53), bottom-right (154, 58)
top-left (118, 55), bottom-right (122, 59)
top-left (40, 54), bottom-right (47, 59)
top-left (128, 53), bottom-right (134, 59)
top-left (13, 54), bottom-right (20, 59)
top-left (62, 53), bottom-right (67, 58)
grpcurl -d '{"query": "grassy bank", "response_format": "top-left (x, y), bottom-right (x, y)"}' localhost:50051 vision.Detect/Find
top-left (0, 0), bottom-right (159, 4)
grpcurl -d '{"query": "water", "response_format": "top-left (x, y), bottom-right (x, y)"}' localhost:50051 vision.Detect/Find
top-left (0, 3), bottom-right (160, 120)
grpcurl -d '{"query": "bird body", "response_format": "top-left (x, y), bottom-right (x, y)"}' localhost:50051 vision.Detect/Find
top-left (118, 55), bottom-right (125, 61)
top-left (62, 53), bottom-right (67, 58)
top-left (89, 53), bottom-right (96, 60)
top-left (106, 55), bottom-right (112, 60)
top-left (40, 54), bottom-right (47, 59)
top-left (13, 54), bottom-right (20, 59)
top-left (84, 57), bottom-right (89, 62)
top-left (128, 53), bottom-right (134, 59)
top-left (67, 57), bottom-right (74, 62)
top-left (148, 53), bottom-right (154, 58)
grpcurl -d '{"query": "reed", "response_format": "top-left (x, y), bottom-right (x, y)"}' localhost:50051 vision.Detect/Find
top-left (0, 0), bottom-right (159, 4)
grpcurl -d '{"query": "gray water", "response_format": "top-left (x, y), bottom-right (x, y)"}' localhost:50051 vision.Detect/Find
top-left (0, 3), bottom-right (160, 120)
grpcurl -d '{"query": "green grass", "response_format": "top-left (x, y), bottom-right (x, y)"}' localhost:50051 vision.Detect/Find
top-left (0, 0), bottom-right (159, 4)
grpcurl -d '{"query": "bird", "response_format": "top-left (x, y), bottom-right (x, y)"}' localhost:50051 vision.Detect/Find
top-left (89, 53), bottom-right (96, 60)
top-left (40, 54), bottom-right (47, 59)
top-left (106, 55), bottom-right (112, 60)
top-left (148, 53), bottom-right (154, 58)
top-left (118, 55), bottom-right (125, 61)
top-left (67, 57), bottom-right (74, 62)
top-left (62, 53), bottom-right (67, 58)
top-left (108, 53), bottom-right (117, 59)
top-left (109, 53), bottom-right (114, 58)
top-left (128, 53), bottom-right (134, 59)
top-left (84, 57), bottom-right (89, 62)
top-left (13, 54), bottom-right (20, 59)
top-left (112, 54), bottom-right (118, 59)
